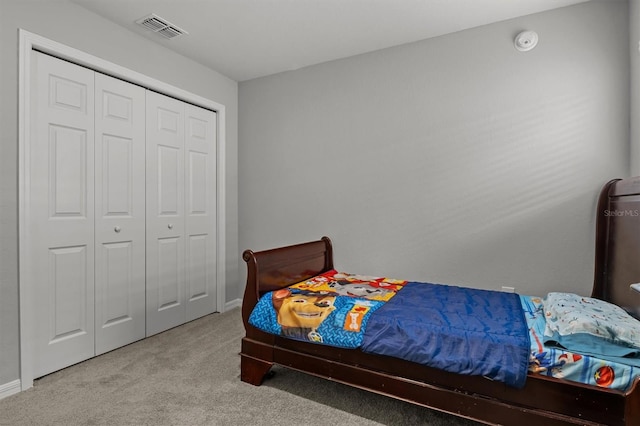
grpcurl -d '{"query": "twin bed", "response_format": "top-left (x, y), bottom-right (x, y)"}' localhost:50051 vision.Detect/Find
top-left (240, 176), bottom-right (640, 425)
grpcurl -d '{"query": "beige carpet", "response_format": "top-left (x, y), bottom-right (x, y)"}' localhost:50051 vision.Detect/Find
top-left (0, 308), bottom-right (478, 426)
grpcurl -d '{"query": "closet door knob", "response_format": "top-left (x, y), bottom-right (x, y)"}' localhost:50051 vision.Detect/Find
top-left (114, 226), bottom-right (121, 233)
top-left (168, 223), bottom-right (173, 230)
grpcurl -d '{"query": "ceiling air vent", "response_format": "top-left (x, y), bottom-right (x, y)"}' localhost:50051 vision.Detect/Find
top-left (136, 13), bottom-right (188, 39)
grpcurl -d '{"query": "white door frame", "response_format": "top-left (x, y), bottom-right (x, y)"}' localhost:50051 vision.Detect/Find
top-left (18, 29), bottom-right (227, 391)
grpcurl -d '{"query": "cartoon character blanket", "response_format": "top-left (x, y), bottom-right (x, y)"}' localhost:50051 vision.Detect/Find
top-left (249, 270), bottom-right (407, 348)
top-left (249, 270), bottom-right (531, 388)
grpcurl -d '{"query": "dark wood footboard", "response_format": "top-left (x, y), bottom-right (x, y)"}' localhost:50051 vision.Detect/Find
top-left (240, 237), bottom-right (334, 385)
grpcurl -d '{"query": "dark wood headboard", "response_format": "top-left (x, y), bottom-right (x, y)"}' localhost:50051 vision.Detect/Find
top-left (593, 176), bottom-right (640, 319)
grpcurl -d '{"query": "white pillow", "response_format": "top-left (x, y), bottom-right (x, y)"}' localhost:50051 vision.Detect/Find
top-left (543, 292), bottom-right (640, 354)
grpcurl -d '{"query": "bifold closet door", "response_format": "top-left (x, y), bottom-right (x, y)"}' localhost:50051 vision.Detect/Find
top-left (146, 91), bottom-right (186, 336)
top-left (184, 103), bottom-right (217, 322)
top-left (146, 91), bottom-right (217, 336)
top-left (94, 73), bottom-right (146, 355)
top-left (30, 51), bottom-right (218, 376)
top-left (31, 52), bottom-right (96, 377)
top-left (31, 52), bottom-right (147, 376)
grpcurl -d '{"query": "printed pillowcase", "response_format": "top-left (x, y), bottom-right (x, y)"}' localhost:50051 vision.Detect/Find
top-left (542, 292), bottom-right (640, 363)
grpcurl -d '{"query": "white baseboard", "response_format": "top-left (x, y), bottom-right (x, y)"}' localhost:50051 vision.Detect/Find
top-left (224, 298), bottom-right (241, 312)
top-left (0, 379), bottom-right (21, 400)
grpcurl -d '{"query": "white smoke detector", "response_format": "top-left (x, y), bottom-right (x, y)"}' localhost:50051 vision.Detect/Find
top-left (136, 13), bottom-right (188, 39)
top-left (514, 31), bottom-right (538, 52)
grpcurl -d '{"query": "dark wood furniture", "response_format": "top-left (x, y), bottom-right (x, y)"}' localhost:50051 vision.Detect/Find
top-left (240, 177), bottom-right (640, 425)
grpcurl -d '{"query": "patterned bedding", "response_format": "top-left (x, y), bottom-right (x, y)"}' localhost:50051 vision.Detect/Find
top-left (249, 270), bottom-right (529, 387)
top-left (249, 270), bottom-right (407, 348)
top-left (522, 295), bottom-right (639, 391)
top-left (248, 270), bottom-right (640, 391)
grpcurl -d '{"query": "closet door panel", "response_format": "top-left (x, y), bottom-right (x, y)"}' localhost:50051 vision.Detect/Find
top-left (146, 91), bottom-right (186, 336)
top-left (185, 105), bottom-right (217, 320)
top-left (31, 52), bottom-right (96, 377)
top-left (157, 236), bottom-right (182, 308)
top-left (94, 73), bottom-right (146, 355)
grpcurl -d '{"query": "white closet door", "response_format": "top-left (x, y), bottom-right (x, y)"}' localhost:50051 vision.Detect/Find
top-left (184, 105), bottom-right (217, 321)
top-left (31, 52), bottom-right (96, 377)
top-left (146, 91), bottom-right (186, 336)
top-left (94, 73), bottom-right (146, 354)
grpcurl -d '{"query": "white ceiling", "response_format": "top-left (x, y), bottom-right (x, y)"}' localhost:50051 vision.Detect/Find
top-left (71, 0), bottom-right (591, 82)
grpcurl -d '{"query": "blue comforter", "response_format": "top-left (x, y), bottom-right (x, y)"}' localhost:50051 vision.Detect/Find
top-left (249, 272), bottom-right (531, 388)
top-left (361, 282), bottom-right (531, 388)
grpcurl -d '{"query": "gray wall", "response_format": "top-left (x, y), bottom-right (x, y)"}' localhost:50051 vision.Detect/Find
top-left (0, 0), bottom-right (239, 387)
top-left (239, 1), bottom-right (629, 298)
top-left (632, 0), bottom-right (640, 175)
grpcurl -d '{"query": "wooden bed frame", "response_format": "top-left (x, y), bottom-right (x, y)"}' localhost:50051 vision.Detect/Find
top-left (240, 177), bottom-right (640, 426)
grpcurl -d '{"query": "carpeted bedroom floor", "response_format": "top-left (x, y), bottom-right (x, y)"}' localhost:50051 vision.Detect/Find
top-left (0, 308), bottom-right (480, 426)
